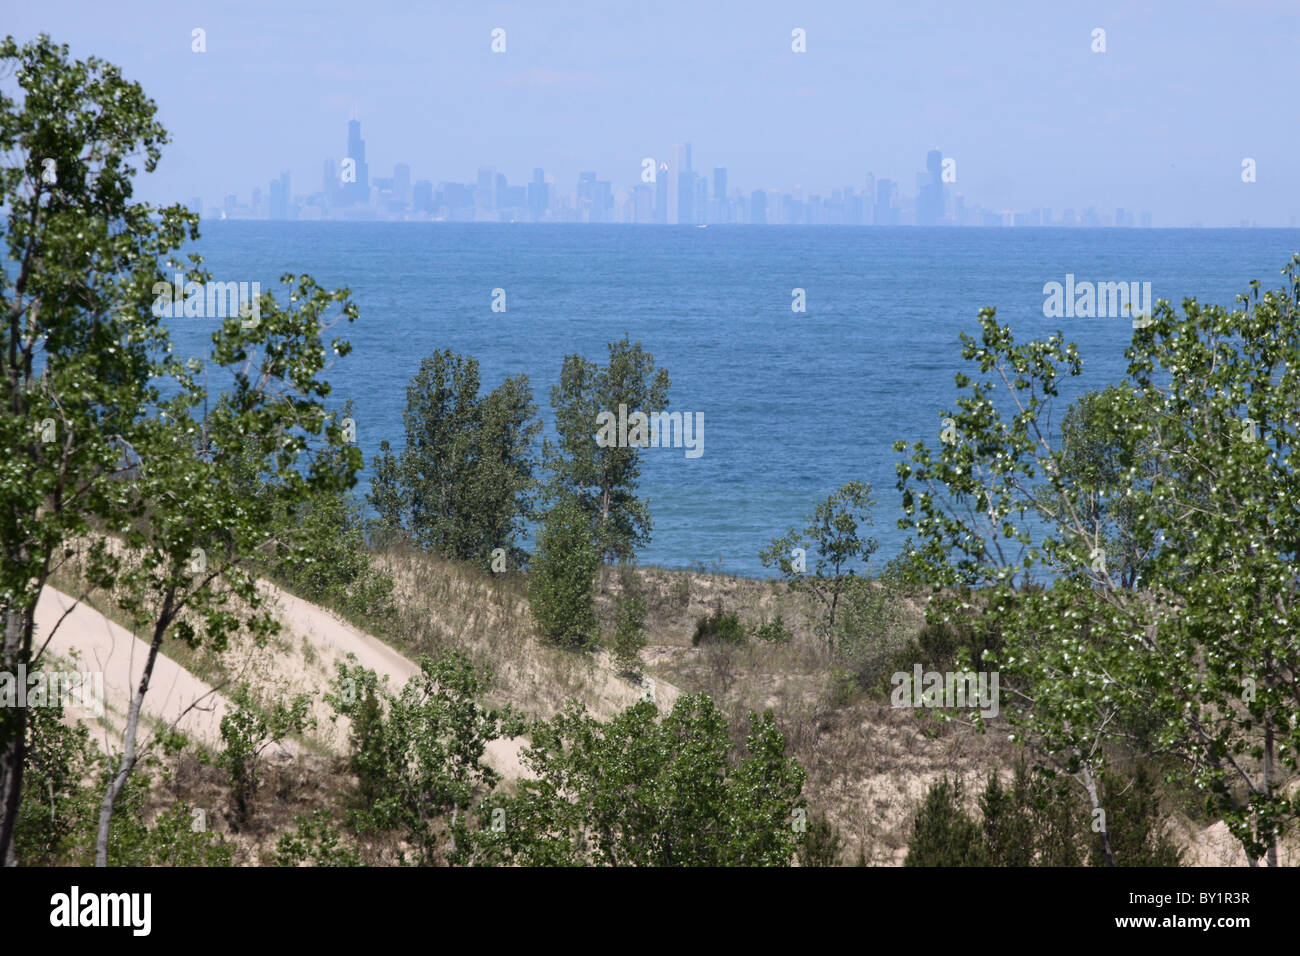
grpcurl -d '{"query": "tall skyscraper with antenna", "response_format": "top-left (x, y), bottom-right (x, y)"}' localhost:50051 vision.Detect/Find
top-left (346, 114), bottom-right (370, 206)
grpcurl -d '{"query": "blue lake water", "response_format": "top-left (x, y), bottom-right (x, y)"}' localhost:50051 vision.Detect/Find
top-left (179, 223), bottom-right (1300, 577)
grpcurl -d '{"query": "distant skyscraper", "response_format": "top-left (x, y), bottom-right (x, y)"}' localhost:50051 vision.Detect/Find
top-left (413, 180), bottom-right (434, 215)
top-left (874, 179), bottom-right (897, 226)
top-left (527, 168), bottom-right (549, 222)
top-left (672, 143), bottom-right (692, 224)
top-left (654, 164), bottom-right (668, 223)
top-left (269, 171), bottom-right (290, 219)
top-left (577, 171), bottom-right (596, 220)
top-left (394, 164), bottom-right (411, 206)
top-left (346, 119), bottom-right (369, 205)
top-left (476, 167), bottom-right (496, 214)
top-left (633, 184), bottom-right (654, 222)
top-left (693, 177), bottom-right (708, 224)
top-left (918, 150), bottom-right (943, 226)
top-left (323, 158), bottom-right (339, 207)
top-left (711, 167), bottom-right (728, 224)
top-left (749, 190), bottom-right (767, 225)
top-left (575, 172), bottom-right (612, 223)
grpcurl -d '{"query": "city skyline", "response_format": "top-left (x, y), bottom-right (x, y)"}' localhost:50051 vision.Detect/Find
top-left (210, 117), bottom-right (1178, 228)
top-left (8, 1), bottom-right (1297, 227)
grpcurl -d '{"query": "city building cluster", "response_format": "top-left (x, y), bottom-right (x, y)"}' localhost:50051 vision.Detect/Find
top-left (199, 120), bottom-right (1155, 228)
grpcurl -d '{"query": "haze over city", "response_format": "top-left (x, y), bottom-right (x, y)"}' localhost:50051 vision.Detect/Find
top-left (9, 0), bottom-right (1298, 226)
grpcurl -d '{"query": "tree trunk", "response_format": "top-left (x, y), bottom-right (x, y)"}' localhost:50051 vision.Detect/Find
top-left (1263, 711), bottom-right (1277, 867)
top-left (1079, 760), bottom-right (1114, 867)
top-left (94, 592), bottom-right (173, 866)
top-left (0, 606), bottom-right (30, 867)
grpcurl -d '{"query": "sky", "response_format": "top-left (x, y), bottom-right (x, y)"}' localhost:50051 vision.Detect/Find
top-left (8, 0), bottom-right (1298, 225)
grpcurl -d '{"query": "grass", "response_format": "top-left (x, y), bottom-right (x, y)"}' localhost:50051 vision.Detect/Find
top-left (43, 534), bottom-right (1243, 866)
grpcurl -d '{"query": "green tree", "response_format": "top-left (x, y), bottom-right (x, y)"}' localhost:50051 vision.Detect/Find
top-left (760, 481), bottom-right (879, 646)
top-left (904, 777), bottom-right (987, 866)
top-left (258, 400), bottom-right (395, 619)
top-left (326, 652), bottom-right (514, 866)
top-left (896, 260), bottom-right (1300, 865)
top-left (979, 770), bottom-right (1035, 867)
top-left (14, 700), bottom-right (98, 865)
top-left (528, 497), bottom-right (600, 647)
top-left (797, 811), bottom-right (846, 867)
top-left (1092, 763), bottom-right (1184, 867)
top-left (369, 350), bottom-right (540, 568)
top-left (0, 33), bottom-right (198, 865)
top-left (464, 695), bottom-right (805, 866)
top-left (217, 685), bottom-right (315, 829)
top-left (610, 564), bottom-right (647, 674)
top-left (979, 759), bottom-right (1087, 866)
top-left (545, 337), bottom-right (671, 563)
top-left (0, 35), bottom-right (361, 867)
top-left (274, 810), bottom-right (362, 867)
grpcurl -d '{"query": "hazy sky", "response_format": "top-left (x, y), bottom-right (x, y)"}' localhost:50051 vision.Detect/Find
top-left (11, 0), bottom-right (1298, 224)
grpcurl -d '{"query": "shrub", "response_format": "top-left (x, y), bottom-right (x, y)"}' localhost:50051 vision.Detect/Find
top-left (217, 684), bottom-right (315, 829)
top-left (692, 609), bottom-right (746, 647)
top-left (1092, 763), bottom-right (1184, 867)
top-left (611, 588), bottom-right (648, 674)
top-left (797, 811), bottom-right (845, 866)
top-left (751, 615), bottom-right (793, 644)
top-left (832, 577), bottom-right (909, 691)
top-left (878, 541), bottom-right (933, 595)
top-left (904, 777), bottom-right (987, 866)
top-left (528, 498), bottom-right (600, 648)
top-left (462, 696), bottom-right (806, 866)
top-left (326, 653), bottom-right (516, 865)
top-left (274, 810), bottom-right (363, 867)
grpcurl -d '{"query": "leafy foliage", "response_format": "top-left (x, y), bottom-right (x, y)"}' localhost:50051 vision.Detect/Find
top-left (760, 482), bottom-right (878, 646)
top-left (462, 695), bottom-right (806, 866)
top-left (528, 497), bottom-right (600, 647)
top-left (217, 684), bottom-right (315, 829)
top-left (326, 652), bottom-right (516, 865)
top-left (274, 810), bottom-right (362, 867)
top-left (610, 565), bottom-right (648, 673)
top-left (369, 350), bottom-right (540, 569)
top-left (545, 337), bottom-right (671, 563)
top-left (692, 609), bottom-right (746, 647)
top-left (896, 261), bottom-right (1300, 864)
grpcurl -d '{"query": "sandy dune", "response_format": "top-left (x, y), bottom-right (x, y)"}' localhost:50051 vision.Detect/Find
top-left (28, 580), bottom-right (1286, 865)
top-left (32, 585), bottom-right (255, 753)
